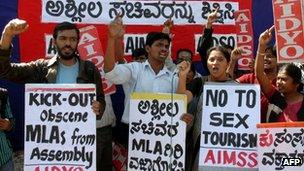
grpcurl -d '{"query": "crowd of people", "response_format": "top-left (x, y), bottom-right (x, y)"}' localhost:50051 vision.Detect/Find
top-left (0, 6), bottom-right (303, 171)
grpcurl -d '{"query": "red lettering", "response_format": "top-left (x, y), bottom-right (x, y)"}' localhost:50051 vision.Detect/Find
top-left (35, 166), bottom-right (41, 171)
top-left (234, 9), bottom-right (254, 70)
top-left (32, 166), bottom-right (84, 171)
top-left (204, 150), bottom-right (216, 164)
top-left (247, 152), bottom-right (258, 168)
top-left (237, 152), bottom-right (247, 167)
top-left (217, 148), bottom-right (222, 164)
top-left (273, 0), bottom-right (304, 62)
top-left (223, 150), bottom-right (236, 165)
top-left (203, 150), bottom-right (258, 168)
top-left (51, 166), bottom-right (61, 171)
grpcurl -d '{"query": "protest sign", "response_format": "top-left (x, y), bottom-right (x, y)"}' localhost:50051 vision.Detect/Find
top-left (128, 93), bottom-right (187, 171)
top-left (234, 9), bottom-right (254, 70)
top-left (257, 122), bottom-right (304, 171)
top-left (199, 83), bottom-right (260, 169)
top-left (273, 0), bottom-right (304, 63)
top-left (24, 84), bottom-right (96, 171)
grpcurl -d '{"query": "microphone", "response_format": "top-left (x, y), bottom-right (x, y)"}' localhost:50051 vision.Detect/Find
top-left (173, 65), bottom-right (182, 75)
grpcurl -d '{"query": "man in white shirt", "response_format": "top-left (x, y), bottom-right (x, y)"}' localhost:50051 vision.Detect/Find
top-left (104, 16), bottom-right (190, 147)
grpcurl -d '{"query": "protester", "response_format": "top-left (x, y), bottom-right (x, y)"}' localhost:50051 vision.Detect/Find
top-left (237, 45), bottom-right (278, 123)
top-left (255, 26), bottom-right (304, 122)
top-left (190, 46), bottom-right (259, 171)
top-left (197, 8), bottom-right (218, 75)
top-left (104, 16), bottom-right (192, 147)
top-left (185, 46), bottom-right (239, 171)
top-left (0, 88), bottom-right (14, 171)
top-left (0, 19), bottom-right (107, 170)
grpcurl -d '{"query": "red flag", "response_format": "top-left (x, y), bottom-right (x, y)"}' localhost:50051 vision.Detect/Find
top-left (234, 9), bottom-right (254, 70)
top-left (78, 26), bottom-right (116, 95)
top-left (273, 0), bottom-right (304, 63)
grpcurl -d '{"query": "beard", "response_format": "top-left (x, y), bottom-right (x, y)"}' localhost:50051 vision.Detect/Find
top-left (57, 46), bottom-right (77, 60)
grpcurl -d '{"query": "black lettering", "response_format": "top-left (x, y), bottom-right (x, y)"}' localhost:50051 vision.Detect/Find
top-left (132, 139), bottom-right (145, 152)
top-left (52, 93), bottom-right (62, 106)
top-left (44, 93), bottom-right (52, 106)
top-left (218, 90), bottom-right (228, 107)
top-left (173, 144), bottom-right (183, 159)
top-left (30, 147), bottom-right (41, 160)
top-left (223, 112), bottom-right (234, 127)
top-left (26, 125), bottom-right (42, 142)
top-left (71, 128), bottom-right (95, 145)
top-left (212, 37), bottom-right (219, 46)
top-left (246, 89), bottom-right (256, 108)
top-left (235, 90), bottom-right (246, 107)
top-left (69, 93), bottom-right (78, 106)
top-left (206, 89), bottom-right (227, 107)
top-left (219, 36), bottom-right (227, 46)
top-left (210, 112), bottom-right (222, 126)
top-left (206, 89), bottom-right (217, 106)
top-left (125, 37), bottom-right (134, 54)
top-left (235, 114), bottom-right (249, 129)
top-left (40, 110), bottom-right (47, 121)
top-left (26, 125), bottom-right (64, 144)
top-left (48, 126), bottom-right (61, 144)
top-left (210, 132), bottom-right (219, 145)
top-left (29, 93), bottom-right (40, 106)
top-left (202, 131), bottom-right (211, 144)
top-left (228, 132), bottom-right (236, 147)
top-left (154, 141), bottom-right (162, 155)
top-left (145, 140), bottom-right (153, 153)
top-left (227, 36), bottom-right (235, 48)
top-left (47, 38), bottom-right (57, 55)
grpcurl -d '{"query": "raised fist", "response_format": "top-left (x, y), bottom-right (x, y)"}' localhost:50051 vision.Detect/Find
top-left (3, 18), bottom-right (29, 37)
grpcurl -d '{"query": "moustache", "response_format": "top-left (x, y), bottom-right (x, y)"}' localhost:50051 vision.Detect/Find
top-left (63, 46), bottom-right (72, 49)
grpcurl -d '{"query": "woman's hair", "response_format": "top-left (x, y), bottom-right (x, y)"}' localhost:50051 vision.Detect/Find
top-left (279, 63), bottom-right (303, 92)
top-left (206, 46), bottom-right (231, 63)
top-left (190, 63), bottom-right (196, 75)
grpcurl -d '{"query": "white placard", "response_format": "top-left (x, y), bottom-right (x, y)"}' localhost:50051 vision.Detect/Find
top-left (258, 123), bottom-right (304, 171)
top-left (199, 83), bottom-right (260, 169)
top-left (24, 84), bottom-right (96, 171)
top-left (128, 93), bottom-right (187, 170)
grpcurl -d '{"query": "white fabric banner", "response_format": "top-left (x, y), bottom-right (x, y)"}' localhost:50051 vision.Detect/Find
top-left (42, 0), bottom-right (239, 25)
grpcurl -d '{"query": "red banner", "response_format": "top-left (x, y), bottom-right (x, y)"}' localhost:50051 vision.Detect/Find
top-left (273, 0), bottom-right (304, 63)
top-left (234, 9), bottom-right (254, 70)
top-left (18, 0), bottom-right (252, 63)
top-left (78, 26), bottom-right (116, 95)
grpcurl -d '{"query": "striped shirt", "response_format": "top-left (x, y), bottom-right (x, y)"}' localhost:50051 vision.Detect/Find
top-left (0, 98), bottom-right (14, 167)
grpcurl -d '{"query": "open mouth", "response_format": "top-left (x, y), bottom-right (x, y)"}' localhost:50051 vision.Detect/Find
top-left (159, 52), bottom-right (167, 58)
top-left (211, 66), bottom-right (219, 72)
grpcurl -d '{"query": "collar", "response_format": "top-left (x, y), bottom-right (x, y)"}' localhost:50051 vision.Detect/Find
top-left (47, 54), bottom-right (59, 67)
top-left (143, 60), bottom-right (171, 75)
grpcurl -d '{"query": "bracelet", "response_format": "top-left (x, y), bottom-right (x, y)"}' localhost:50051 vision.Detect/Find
top-left (257, 51), bottom-right (265, 56)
